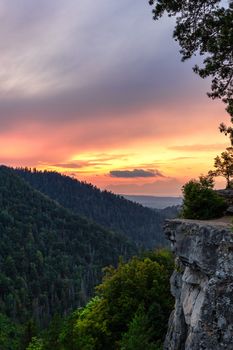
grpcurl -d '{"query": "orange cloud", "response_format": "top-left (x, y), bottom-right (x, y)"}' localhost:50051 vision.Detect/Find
top-left (168, 143), bottom-right (228, 152)
top-left (0, 86), bottom-right (230, 196)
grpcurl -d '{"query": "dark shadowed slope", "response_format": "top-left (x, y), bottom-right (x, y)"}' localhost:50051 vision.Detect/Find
top-left (0, 166), bottom-right (136, 326)
top-left (15, 169), bottom-right (176, 248)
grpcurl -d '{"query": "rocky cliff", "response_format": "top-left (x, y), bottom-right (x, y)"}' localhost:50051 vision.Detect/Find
top-left (164, 218), bottom-right (233, 350)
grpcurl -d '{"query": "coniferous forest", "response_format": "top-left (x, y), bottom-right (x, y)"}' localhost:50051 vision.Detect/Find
top-left (15, 168), bottom-right (179, 249)
top-left (0, 166), bottom-right (176, 349)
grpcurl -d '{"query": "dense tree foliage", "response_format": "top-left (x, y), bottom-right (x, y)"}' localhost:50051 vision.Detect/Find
top-left (27, 250), bottom-right (174, 350)
top-left (0, 313), bottom-right (22, 350)
top-left (182, 175), bottom-right (227, 219)
top-left (0, 166), bottom-right (136, 328)
top-left (0, 167), bottom-right (176, 348)
top-left (211, 147), bottom-right (233, 188)
top-left (149, 0), bottom-right (233, 116)
top-left (15, 168), bottom-right (178, 248)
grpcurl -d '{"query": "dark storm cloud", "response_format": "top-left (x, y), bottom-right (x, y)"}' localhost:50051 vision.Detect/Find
top-left (109, 169), bottom-right (163, 178)
top-left (0, 0), bottom-right (207, 132)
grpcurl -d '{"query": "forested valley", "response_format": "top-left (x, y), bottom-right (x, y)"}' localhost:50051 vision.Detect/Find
top-left (15, 168), bottom-right (179, 249)
top-left (0, 166), bottom-right (176, 349)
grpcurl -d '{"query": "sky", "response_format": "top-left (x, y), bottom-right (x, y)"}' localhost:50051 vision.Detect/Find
top-left (0, 0), bottom-right (230, 196)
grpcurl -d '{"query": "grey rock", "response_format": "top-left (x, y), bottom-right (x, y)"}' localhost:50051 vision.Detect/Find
top-left (164, 219), bottom-right (233, 350)
top-left (225, 206), bottom-right (233, 215)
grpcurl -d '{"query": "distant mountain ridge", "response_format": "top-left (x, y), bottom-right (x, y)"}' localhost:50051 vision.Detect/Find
top-left (15, 168), bottom-right (179, 249)
top-left (123, 195), bottom-right (182, 209)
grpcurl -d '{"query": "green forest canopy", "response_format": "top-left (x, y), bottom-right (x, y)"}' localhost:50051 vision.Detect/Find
top-left (27, 250), bottom-right (174, 350)
top-left (15, 168), bottom-right (178, 249)
top-left (0, 166), bottom-right (136, 327)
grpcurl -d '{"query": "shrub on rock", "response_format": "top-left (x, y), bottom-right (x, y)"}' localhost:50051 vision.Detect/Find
top-left (182, 176), bottom-right (227, 219)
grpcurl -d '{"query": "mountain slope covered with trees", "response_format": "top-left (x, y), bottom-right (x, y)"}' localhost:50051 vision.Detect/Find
top-left (0, 166), bottom-right (136, 327)
top-left (15, 168), bottom-right (177, 248)
top-left (27, 250), bottom-right (174, 350)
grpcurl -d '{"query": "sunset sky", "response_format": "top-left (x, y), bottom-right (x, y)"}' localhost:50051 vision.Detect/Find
top-left (0, 0), bottom-right (230, 195)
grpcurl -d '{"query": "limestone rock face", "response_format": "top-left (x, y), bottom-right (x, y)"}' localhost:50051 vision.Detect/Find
top-left (164, 219), bottom-right (233, 350)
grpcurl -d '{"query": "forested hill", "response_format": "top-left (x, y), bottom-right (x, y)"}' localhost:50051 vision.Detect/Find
top-left (0, 166), bottom-right (136, 326)
top-left (15, 168), bottom-right (177, 248)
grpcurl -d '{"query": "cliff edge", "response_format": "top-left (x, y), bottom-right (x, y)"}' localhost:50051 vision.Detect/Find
top-left (164, 219), bottom-right (233, 350)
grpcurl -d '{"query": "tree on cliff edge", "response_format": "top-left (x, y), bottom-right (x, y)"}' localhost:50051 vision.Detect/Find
top-left (149, 0), bottom-right (233, 119)
top-left (211, 147), bottom-right (233, 188)
top-left (182, 175), bottom-right (227, 219)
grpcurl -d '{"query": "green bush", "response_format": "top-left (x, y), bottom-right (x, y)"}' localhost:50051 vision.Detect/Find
top-left (0, 313), bottom-right (22, 350)
top-left (26, 337), bottom-right (44, 350)
top-left (182, 177), bottom-right (227, 219)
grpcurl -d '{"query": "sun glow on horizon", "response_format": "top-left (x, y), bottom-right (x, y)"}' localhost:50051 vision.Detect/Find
top-left (0, 1), bottom-right (231, 196)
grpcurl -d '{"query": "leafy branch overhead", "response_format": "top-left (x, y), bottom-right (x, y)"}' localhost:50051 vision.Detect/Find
top-left (149, 0), bottom-right (233, 116)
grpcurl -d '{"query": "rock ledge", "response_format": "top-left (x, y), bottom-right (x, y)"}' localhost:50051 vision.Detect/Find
top-left (164, 219), bottom-right (233, 350)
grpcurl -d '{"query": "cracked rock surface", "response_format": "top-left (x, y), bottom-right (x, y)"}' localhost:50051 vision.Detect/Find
top-left (164, 219), bottom-right (233, 350)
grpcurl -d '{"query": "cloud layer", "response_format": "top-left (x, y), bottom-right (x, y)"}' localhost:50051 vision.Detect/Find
top-left (0, 0), bottom-right (210, 130)
top-left (109, 169), bottom-right (163, 178)
top-left (0, 1), bottom-right (229, 195)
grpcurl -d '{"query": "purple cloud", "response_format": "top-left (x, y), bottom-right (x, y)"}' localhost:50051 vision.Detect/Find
top-left (109, 169), bottom-right (163, 178)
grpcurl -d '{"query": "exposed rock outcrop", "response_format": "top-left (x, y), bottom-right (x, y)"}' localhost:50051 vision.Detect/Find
top-left (164, 219), bottom-right (233, 350)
